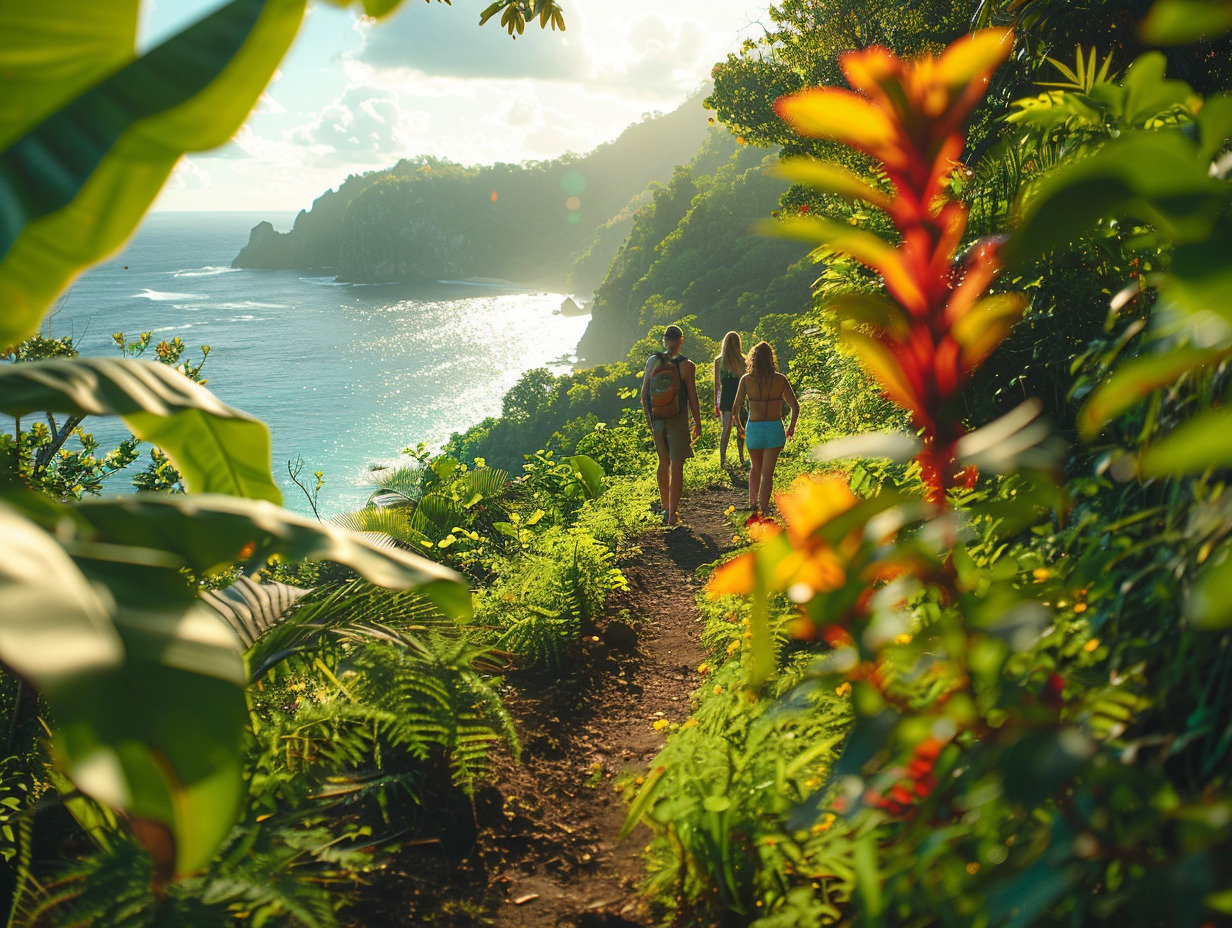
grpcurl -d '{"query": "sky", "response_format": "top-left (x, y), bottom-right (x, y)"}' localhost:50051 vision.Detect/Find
top-left (147, 0), bottom-right (776, 213)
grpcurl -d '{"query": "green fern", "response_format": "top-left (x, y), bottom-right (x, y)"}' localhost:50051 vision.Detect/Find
top-left (1039, 44), bottom-right (1118, 93)
top-left (244, 579), bottom-right (453, 682)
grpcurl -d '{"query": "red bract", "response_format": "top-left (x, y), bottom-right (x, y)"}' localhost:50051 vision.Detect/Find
top-left (773, 29), bottom-right (1024, 505)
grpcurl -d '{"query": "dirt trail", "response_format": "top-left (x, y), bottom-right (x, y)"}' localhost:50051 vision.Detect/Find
top-left (358, 482), bottom-right (746, 927)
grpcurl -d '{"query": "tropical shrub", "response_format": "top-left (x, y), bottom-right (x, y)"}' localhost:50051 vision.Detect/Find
top-left (632, 8), bottom-right (1232, 926)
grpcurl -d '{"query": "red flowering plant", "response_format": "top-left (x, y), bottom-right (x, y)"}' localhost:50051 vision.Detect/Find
top-left (700, 29), bottom-right (1121, 922)
top-left (770, 27), bottom-right (1024, 506)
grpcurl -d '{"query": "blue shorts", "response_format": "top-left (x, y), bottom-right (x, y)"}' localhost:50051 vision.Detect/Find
top-left (745, 419), bottom-right (785, 450)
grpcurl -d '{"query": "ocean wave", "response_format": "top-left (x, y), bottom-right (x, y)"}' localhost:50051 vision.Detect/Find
top-left (172, 266), bottom-right (241, 278)
top-left (300, 276), bottom-right (347, 287)
top-left (134, 288), bottom-right (205, 301)
top-left (150, 324), bottom-right (195, 334)
top-left (215, 300), bottom-right (288, 310)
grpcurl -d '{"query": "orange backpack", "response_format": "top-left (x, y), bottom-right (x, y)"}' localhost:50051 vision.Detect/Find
top-left (648, 354), bottom-right (683, 419)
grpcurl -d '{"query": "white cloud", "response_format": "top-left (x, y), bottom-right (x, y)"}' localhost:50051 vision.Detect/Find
top-left (353, 3), bottom-right (586, 80)
top-left (286, 85), bottom-right (430, 165)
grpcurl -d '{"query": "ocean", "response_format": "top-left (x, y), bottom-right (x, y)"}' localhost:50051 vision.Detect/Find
top-left (48, 211), bottom-right (591, 516)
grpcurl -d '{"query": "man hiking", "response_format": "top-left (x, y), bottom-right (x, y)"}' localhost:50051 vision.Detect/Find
top-left (642, 324), bottom-right (702, 526)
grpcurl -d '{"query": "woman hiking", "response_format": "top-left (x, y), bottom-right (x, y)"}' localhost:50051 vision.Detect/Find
top-left (732, 340), bottom-right (799, 516)
top-left (713, 331), bottom-right (747, 469)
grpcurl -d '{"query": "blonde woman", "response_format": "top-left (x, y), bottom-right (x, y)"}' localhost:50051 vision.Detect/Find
top-left (712, 331), bottom-right (747, 469)
top-left (733, 341), bottom-right (799, 514)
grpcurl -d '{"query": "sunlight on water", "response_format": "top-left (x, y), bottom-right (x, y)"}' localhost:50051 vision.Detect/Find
top-left (52, 212), bottom-right (591, 516)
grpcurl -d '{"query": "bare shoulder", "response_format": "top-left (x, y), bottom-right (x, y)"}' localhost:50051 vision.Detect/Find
top-left (681, 357), bottom-right (698, 376)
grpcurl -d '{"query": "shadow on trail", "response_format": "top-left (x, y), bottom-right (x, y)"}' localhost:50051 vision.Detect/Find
top-left (662, 526), bottom-right (721, 578)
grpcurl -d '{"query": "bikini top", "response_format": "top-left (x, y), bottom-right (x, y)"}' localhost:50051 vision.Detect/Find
top-left (746, 374), bottom-right (785, 421)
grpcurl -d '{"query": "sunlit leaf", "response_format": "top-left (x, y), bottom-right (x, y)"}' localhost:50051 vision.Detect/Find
top-left (0, 0), bottom-right (305, 348)
top-left (952, 292), bottom-right (1027, 371)
top-left (1011, 132), bottom-right (1228, 263)
top-left (620, 765), bottom-right (667, 839)
top-left (0, 358), bottom-right (280, 503)
top-left (1079, 346), bottom-right (1230, 438)
top-left (564, 453), bottom-right (605, 498)
top-left (1140, 0), bottom-right (1232, 44)
top-left (61, 493), bottom-right (472, 620)
top-left (774, 89), bottom-right (901, 164)
top-left (767, 215), bottom-right (926, 313)
top-left (1140, 406), bottom-right (1232, 476)
top-left (936, 27), bottom-right (1015, 89)
top-left (1188, 544), bottom-right (1232, 629)
top-left (773, 158), bottom-right (894, 211)
top-left (840, 329), bottom-right (921, 414)
top-left (0, 503), bottom-right (121, 681)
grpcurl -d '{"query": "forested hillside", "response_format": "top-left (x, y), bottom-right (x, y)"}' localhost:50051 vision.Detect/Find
top-left (577, 134), bottom-right (815, 363)
top-left (232, 94), bottom-right (714, 290)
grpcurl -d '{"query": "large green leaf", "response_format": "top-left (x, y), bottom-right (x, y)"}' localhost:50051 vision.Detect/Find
top-left (1139, 406), bottom-right (1232, 476)
top-left (47, 558), bottom-right (248, 879)
top-left (0, 0), bottom-right (306, 348)
top-left (1079, 346), bottom-right (1230, 438)
top-left (1140, 0), bottom-right (1232, 44)
top-left (0, 357), bottom-right (281, 503)
top-left (0, 503), bottom-right (246, 877)
top-left (0, 502), bottom-right (121, 681)
top-left (61, 492), bottom-right (472, 620)
top-left (564, 454), bottom-right (606, 499)
top-left (0, 5), bottom-right (140, 147)
top-left (1167, 229), bottom-right (1232, 322)
top-left (1011, 131), bottom-right (1229, 263)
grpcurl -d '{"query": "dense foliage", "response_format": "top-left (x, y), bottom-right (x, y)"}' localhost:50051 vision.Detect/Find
top-left (6, 0), bottom-right (1232, 926)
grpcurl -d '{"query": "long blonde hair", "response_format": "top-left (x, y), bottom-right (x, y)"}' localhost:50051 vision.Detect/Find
top-left (748, 340), bottom-right (778, 382)
top-left (717, 331), bottom-right (746, 377)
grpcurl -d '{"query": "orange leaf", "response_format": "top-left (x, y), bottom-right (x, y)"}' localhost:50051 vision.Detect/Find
top-left (936, 28), bottom-right (1015, 90)
top-left (768, 215), bottom-right (926, 314)
top-left (707, 553), bottom-right (756, 597)
top-left (773, 158), bottom-right (894, 212)
top-left (952, 293), bottom-right (1027, 372)
top-left (775, 89), bottom-right (903, 166)
top-left (841, 328), bottom-right (922, 415)
top-left (776, 474), bottom-right (859, 540)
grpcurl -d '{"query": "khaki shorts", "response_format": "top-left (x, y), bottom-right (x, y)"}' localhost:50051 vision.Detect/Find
top-left (652, 412), bottom-right (694, 463)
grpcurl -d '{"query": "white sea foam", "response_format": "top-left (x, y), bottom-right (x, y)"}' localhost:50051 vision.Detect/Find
top-left (134, 288), bottom-right (205, 301)
top-left (173, 266), bottom-right (240, 278)
top-left (215, 300), bottom-right (288, 310)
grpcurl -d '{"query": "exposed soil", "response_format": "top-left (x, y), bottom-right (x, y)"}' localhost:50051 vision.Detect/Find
top-left (351, 480), bottom-right (747, 926)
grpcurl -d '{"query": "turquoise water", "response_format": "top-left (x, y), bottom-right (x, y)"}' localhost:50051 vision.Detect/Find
top-left (52, 212), bottom-right (590, 516)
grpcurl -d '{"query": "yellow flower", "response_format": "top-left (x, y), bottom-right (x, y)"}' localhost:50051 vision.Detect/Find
top-left (895, 633), bottom-right (913, 645)
top-left (681, 717), bottom-right (699, 729)
top-left (697, 662), bottom-right (710, 674)
top-left (727, 639), bottom-right (741, 655)
top-left (1083, 638), bottom-right (1100, 653)
top-left (1073, 602), bottom-right (1088, 614)
top-left (652, 719), bottom-right (670, 731)
top-left (724, 505), bottom-right (736, 516)
top-left (835, 682), bottom-right (852, 697)
top-left (1033, 568), bottom-right (1050, 582)
top-left (713, 684), bottom-right (724, 695)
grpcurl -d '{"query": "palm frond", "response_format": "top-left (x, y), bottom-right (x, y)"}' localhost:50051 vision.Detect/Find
top-left (367, 465), bottom-right (425, 508)
top-left (200, 576), bottom-right (311, 648)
